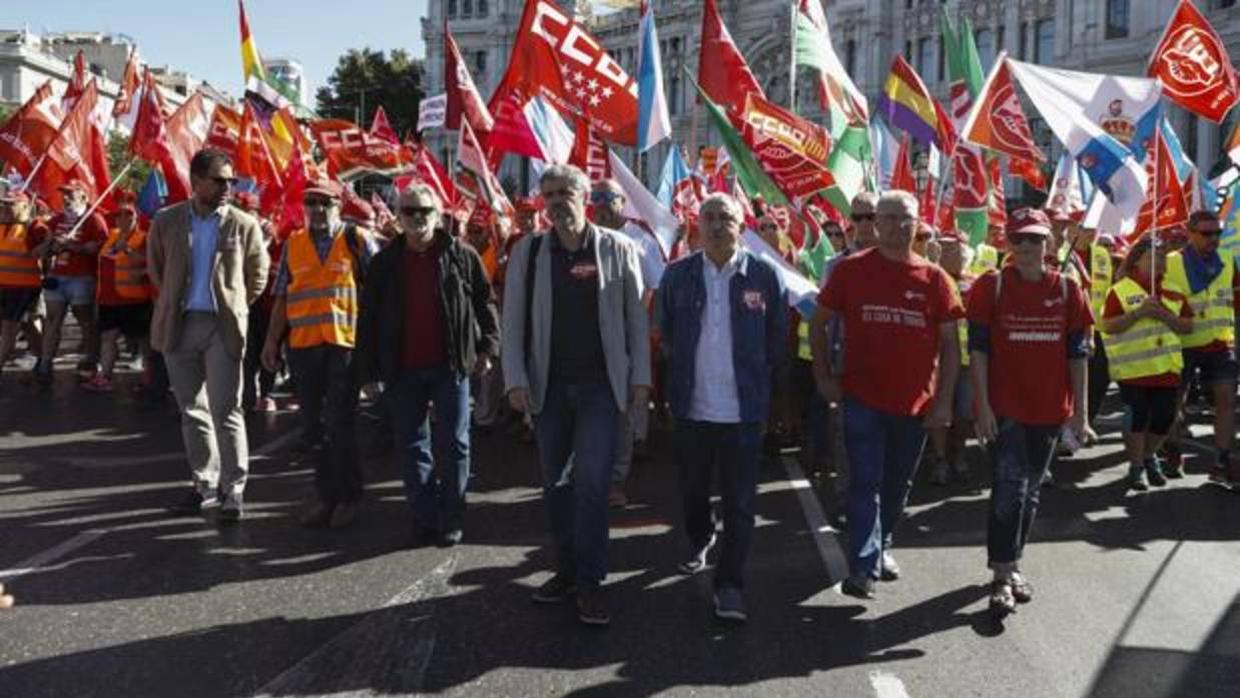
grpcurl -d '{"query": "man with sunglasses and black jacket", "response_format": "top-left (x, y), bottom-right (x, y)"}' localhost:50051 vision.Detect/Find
top-left (354, 183), bottom-right (499, 547)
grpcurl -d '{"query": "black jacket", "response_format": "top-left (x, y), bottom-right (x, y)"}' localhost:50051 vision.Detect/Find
top-left (355, 232), bottom-right (499, 385)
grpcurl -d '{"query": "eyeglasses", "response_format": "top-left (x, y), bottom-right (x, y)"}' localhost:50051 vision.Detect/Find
top-left (303, 197), bottom-right (338, 208)
top-left (850, 212), bottom-right (875, 222)
top-left (1009, 232), bottom-right (1046, 246)
top-left (399, 206), bottom-right (437, 218)
top-left (589, 191), bottom-right (620, 204)
top-left (210, 176), bottom-right (236, 187)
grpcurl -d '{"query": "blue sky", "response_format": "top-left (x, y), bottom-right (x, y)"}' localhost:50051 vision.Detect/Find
top-left (2, 1), bottom-right (429, 98)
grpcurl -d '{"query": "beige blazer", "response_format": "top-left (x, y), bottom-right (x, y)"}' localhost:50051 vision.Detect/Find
top-left (146, 201), bottom-right (269, 358)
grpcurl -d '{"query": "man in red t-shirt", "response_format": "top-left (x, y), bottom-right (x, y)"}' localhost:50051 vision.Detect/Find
top-left (809, 190), bottom-right (964, 599)
top-left (965, 208), bottom-right (1092, 616)
top-left (32, 181), bottom-right (107, 383)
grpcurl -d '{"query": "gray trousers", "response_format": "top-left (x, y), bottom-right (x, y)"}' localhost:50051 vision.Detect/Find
top-left (165, 312), bottom-right (248, 499)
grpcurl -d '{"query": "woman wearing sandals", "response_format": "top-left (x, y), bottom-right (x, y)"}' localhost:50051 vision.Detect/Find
top-left (965, 209), bottom-right (1092, 617)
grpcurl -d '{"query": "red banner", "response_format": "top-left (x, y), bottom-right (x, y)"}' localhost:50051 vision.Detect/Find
top-left (0, 81), bottom-right (62, 177)
top-left (1148, 0), bottom-right (1239, 123)
top-left (309, 119), bottom-right (411, 178)
top-left (204, 104), bottom-right (243, 156)
top-left (1132, 132), bottom-right (1190, 238)
top-left (727, 111), bottom-right (835, 202)
top-left (963, 60), bottom-right (1044, 163)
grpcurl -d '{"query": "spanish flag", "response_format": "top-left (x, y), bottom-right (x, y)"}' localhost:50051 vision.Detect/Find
top-left (877, 55), bottom-right (955, 155)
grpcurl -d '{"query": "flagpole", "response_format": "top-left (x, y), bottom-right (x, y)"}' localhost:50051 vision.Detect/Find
top-left (788, 2), bottom-right (797, 112)
top-left (61, 159), bottom-right (136, 240)
top-left (16, 153), bottom-right (49, 193)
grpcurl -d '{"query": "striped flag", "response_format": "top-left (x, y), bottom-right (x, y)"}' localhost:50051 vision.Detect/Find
top-left (877, 55), bottom-right (954, 152)
top-left (636, 0), bottom-right (671, 152)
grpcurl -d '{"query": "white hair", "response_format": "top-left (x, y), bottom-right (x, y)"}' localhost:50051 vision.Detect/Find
top-left (401, 182), bottom-right (442, 210)
top-left (539, 163), bottom-right (591, 194)
top-left (877, 190), bottom-right (919, 217)
top-left (699, 192), bottom-right (744, 221)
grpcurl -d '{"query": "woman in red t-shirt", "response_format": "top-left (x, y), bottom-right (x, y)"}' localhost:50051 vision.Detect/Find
top-left (966, 208), bottom-right (1092, 618)
top-left (1099, 236), bottom-right (1193, 493)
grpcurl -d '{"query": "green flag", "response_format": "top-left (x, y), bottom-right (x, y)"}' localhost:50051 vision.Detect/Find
top-left (691, 77), bottom-right (788, 205)
top-left (793, 2), bottom-right (868, 136)
top-left (822, 124), bottom-right (871, 216)
top-left (942, 11), bottom-right (992, 245)
top-left (798, 228), bottom-right (834, 281)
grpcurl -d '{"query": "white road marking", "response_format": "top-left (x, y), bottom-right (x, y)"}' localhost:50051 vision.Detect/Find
top-left (0, 428), bottom-right (303, 583)
top-left (780, 456), bottom-right (850, 585)
top-left (870, 670), bottom-right (913, 698)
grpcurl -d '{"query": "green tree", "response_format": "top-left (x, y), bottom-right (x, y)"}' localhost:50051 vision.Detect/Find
top-left (0, 103), bottom-right (15, 126)
top-left (315, 48), bottom-right (425, 137)
top-left (106, 131), bottom-right (152, 194)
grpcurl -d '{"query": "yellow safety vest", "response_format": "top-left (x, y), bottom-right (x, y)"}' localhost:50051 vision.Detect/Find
top-left (0, 223), bottom-right (41, 289)
top-left (285, 229), bottom-right (359, 349)
top-left (102, 228), bottom-right (153, 301)
top-left (967, 243), bottom-right (999, 277)
top-left (1163, 251), bottom-right (1234, 350)
top-left (1101, 277), bottom-right (1185, 382)
top-left (1087, 244), bottom-right (1113, 320)
top-left (950, 274), bottom-right (973, 367)
top-left (796, 318), bottom-right (812, 361)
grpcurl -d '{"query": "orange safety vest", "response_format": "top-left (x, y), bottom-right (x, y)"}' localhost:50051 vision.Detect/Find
top-left (103, 228), bottom-right (153, 301)
top-left (285, 229), bottom-right (359, 349)
top-left (0, 223), bottom-right (41, 289)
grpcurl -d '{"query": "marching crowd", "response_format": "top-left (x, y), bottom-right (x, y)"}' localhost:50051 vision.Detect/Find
top-left (2, 148), bottom-right (1239, 625)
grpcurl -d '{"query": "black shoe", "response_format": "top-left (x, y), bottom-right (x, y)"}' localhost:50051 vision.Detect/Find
top-left (531, 573), bottom-right (576, 603)
top-left (575, 584), bottom-right (610, 626)
top-left (168, 489), bottom-right (216, 515)
top-left (1145, 460), bottom-right (1168, 487)
top-left (405, 524), bottom-right (438, 549)
top-left (438, 528), bottom-right (463, 548)
top-left (840, 575), bottom-right (876, 599)
top-left (879, 551), bottom-right (901, 581)
top-left (218, 494), bottom-right (243, 524)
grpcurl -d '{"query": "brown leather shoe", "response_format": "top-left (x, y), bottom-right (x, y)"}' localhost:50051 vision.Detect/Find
top-left (329, 501), bottom-right (361, 529)
top-left (298, 500), bottom-right (334, 528)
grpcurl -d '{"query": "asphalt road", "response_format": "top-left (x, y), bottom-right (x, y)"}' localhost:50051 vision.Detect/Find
top-left (1, 351), bottom-right (1238, 698)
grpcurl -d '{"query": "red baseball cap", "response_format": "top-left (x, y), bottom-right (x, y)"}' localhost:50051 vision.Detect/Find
top-left (58, 180), bottom-right (86, 195)
top-left (303, 177), bottom-right (343, 199)
top-left (937, 228), bottom-right (965, 243)
top-left (1006, 207), bottom-right (1052, 237)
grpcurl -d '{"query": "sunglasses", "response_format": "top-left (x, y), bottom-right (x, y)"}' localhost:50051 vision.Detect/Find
top-left (589, 191), bottom-right (620, 204)
top-left (209, 176), bottom-right (236, 187)
top-left (1009, 232), bottom-right (1046, 246)
top-left (850, 212), bottom-right (875, 222)
top-left (1193, 228), bottom-right (1222, 238)
top-left (400, 206), bottom-right (436, 217)
top-left (303, 197), bottom-right (338, 208)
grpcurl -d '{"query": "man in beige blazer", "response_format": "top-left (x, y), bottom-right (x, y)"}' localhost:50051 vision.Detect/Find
top-left (147, 149), bottom-right (269, 522)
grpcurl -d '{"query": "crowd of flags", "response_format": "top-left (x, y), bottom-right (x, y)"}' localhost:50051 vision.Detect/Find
top-left (4, 0), bottom-right (1240, 293)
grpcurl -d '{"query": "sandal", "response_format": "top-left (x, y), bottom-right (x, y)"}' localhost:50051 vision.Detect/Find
top-left (989, 580), bottom-right (1016, 616)
top-left (1009, 572), bottom-right (1034, 604)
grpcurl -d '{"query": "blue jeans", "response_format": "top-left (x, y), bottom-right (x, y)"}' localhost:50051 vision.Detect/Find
top-left (843, 397), bottom-right (927, 579)
top-left (676, 420), bottom-right (762, 590)
top-left (389, 365), bottom-right (471, 531)
top-left (987, 419), bottom-right (1059, 572)
top-left (533, 378), bottom-right (619, 585)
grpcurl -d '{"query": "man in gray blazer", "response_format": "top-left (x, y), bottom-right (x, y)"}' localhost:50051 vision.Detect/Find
top-left (147, 149), bottom-right (269, 523)
top-left (502, 164), bottom-right (650, 626)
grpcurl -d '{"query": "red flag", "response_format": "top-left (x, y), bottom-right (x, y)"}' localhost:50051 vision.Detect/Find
top-left (112, 49), bottom-right (141, 119)
top-left (273, 141), bottom-right (308, 231)
top-left (163, 92), bottom-right (212, 202)
top-left (962, 60), bottom-right (1045, 163)
top-left (236, 102), bottom-right (283, 197)
top-left (919, 175), bottom-right (938, 225)
top-left (569, 119), bottom-right (611, 182)
top-left (987, 157), bottom-right (1007, 226)
top-left (697, 0), bottom-right (765, 111)
top-left (726, 110), bottom-right (835, 203)
top-left (890, 135), bottom-right (916, 193)
top-left (1131, 132), bottom-right (1190, 238)
top-left (309, 119), bottom-right (411, 178)
top-left (1148, 0), bottom-right (1239, 123)
top-left (0, 80), bottom-right (62, 177)
top-left (130, 70), bottom-right (172, 164)
top-left (405, 142), bottom-right (460, 212)
top-left (371, 190), bottom-right (395, 230)
top-left (62, 51), bottom-right (87, 112)
top-left (444, 27), bottom-right (495, 139)
top-left (456, 118), bottom-right (513, 220)
top-left (937, 184), bottom-right (956, 232)
top-left (1008, 156), bottom-right (1047, 191)
top-left (204, 104), bottom-right (243, 156)
top-left (484, 90), bottom-right (545, 161)
top-left (42, 80), bottom-right (111, 209)
top-left (952, 146), bottom-right (989, 211)
top-left (369, 105), bottom-right (400, 145)
top-left (489, 0), bottom-right (638, 145)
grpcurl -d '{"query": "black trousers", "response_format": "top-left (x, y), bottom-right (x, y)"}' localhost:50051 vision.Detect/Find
top-left (242, 309), bottom-right (276, 409)
top-left (287, 344), bottom-right (362, 504)
top-left (1088, 333), bottom-right (1111, 423)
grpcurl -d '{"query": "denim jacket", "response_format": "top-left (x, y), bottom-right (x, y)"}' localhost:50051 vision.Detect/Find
top-left (656, 249), bottom-right (789, 423)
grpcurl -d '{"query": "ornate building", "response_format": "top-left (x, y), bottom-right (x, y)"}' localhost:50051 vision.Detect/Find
top-left (421, 0), bottom-right (1240, 200)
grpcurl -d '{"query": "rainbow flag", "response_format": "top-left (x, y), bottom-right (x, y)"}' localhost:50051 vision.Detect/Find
top-left (876, 55), bottom-right (948, 150)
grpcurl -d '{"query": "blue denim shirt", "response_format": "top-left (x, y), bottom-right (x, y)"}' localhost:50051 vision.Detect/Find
top-left (656, 249), bottom-right (789, 423)
top-left (185, 209), bottom-right (220, 311)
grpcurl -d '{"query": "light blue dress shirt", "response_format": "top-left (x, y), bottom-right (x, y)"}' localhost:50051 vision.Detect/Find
top-left (688, 249), bottom-right (744, 423)
top-left (185, 209), bottom-right (220, 311)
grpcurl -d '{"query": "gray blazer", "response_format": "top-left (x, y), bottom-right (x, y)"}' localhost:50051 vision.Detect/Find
top-left (502, 223), bottom-right (651, 414)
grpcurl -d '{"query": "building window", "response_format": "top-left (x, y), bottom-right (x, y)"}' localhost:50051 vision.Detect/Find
top-left (845, 39), bottom-right (857, 77)
top-left (669, 74), bottom-right (681, 115)
top-left (937, 36), bottom-right (946, 82)
top-left (975, 29), bottom-right (994, 72)
top-left (1219, 0), bottom-right (1238, 8)
top-left (917, 37), bottom-right (935, 83)
top-left (1034, 19), bottom-right (1054, 63)
top-left (447, 0), bottom-right (456, 18)
top-left (996, 25), bottom-right (1005, 53)
top-left (462, 0), bottom-right (472, 18)
top-left (477, 0), bottom-right (487, 16)
top-left (1019, 21), bottom-right (1028, 60)
top-left (904, 40), bottom-right (912, 62)
top-left (475, 50), bottom-right (486, 73)
top-left (1105, 0), bottom-right (1129, 39)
